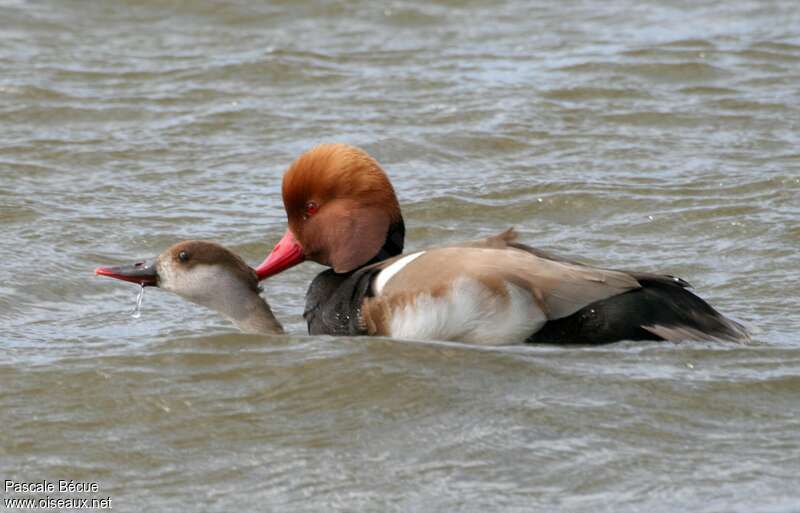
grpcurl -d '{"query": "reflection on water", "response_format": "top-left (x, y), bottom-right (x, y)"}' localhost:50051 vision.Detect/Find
top-left (1, 0), bottom-right (799, 511)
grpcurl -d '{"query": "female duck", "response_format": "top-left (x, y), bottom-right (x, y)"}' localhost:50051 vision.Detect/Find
top-left (97, 240), bottom-right (283, 335)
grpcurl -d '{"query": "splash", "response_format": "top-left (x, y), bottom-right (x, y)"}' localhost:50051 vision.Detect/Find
top-left (131, 285), bottom-right (145, 319)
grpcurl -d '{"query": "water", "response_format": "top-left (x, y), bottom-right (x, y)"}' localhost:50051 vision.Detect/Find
top-left (130, 285), bottom-right (145, 319)
top-left (1, 0), bottom-right (799, 511)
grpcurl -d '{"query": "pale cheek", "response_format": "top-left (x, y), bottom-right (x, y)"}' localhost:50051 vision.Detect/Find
top-left (156, 261), bottom-right (178, 292)
top-left (158, 262), bottom-right (206, 299)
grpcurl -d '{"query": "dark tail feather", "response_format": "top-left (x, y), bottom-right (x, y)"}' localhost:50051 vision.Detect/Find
top-left (528, 275), bottom-right (750, 345)
top-left (631, 275), bottom-right (750, 343)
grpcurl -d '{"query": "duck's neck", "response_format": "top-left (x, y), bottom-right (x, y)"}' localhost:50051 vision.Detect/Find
top-left (187, 282), bottom-right (283, 335)
top-left (225, 292), bottom-right (284, 335)
top-left (365, 216), bottom-right (405, 267)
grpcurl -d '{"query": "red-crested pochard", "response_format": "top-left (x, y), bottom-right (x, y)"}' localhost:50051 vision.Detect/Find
top-left (96, 241), bottom-right (283, 334)
top-left (255, 143), bottom-right (749, 344)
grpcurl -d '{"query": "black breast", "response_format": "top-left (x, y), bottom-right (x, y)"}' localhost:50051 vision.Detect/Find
top-left (303, 267), bottom-right (382, 336)
top-left (303, 217), bottom-right (404, 336)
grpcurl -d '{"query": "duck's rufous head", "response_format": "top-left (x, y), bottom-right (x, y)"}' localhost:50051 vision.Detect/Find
top-left (256, 144), bottom-right (402, 279)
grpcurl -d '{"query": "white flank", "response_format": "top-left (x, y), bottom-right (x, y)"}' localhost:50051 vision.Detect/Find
top-left (372, 251), bottom-right (425, 295)
top-left (387, 277), bottom-right (546, 345)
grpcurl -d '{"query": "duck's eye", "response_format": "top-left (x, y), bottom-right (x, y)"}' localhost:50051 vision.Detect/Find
top-left (303, 201), bottom-right (319, 220)
top-left (178, 251), bottom-right (190, 262)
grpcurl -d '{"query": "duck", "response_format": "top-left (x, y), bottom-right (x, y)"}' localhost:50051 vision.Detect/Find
top-left (254, 143), bottom-right (749, 345)
top-left (96, 240), bottom-right (283, 335)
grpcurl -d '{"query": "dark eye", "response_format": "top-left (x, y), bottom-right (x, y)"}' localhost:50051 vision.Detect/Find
top-left (303, 201), bottom-right (319, 220)
top-left (178, 251), bottom-right (190, 262)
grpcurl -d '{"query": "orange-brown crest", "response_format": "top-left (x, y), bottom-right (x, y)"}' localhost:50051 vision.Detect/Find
top-left (281, 143), bottom-right (402, 272)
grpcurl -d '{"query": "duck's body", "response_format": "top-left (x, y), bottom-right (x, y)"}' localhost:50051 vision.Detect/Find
top-left (300, 229), bottom-right (747, 344)
top-left (255, 143), bottom-right (749, 345)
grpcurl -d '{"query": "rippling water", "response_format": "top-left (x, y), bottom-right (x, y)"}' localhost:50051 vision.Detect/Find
top-left (2, 1), bottom-right (799, 511)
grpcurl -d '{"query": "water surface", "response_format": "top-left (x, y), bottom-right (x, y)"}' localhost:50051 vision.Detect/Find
top-left (1, 1), bottom-right (799, 511)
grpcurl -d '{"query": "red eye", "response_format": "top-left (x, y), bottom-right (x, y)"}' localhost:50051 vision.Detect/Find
top-left (304, 201), bottom-right (319, 219)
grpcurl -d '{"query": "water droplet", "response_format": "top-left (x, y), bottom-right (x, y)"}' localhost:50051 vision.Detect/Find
top-left (647, 215), bottom-right (654, 221)
top-left (131, 285), bottom-right (145, 319)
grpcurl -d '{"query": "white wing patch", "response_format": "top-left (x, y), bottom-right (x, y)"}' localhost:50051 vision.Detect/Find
top-left (387, 277), bottom-right (546, 345)
top-left (372, 251), bottom-right (425, 295)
